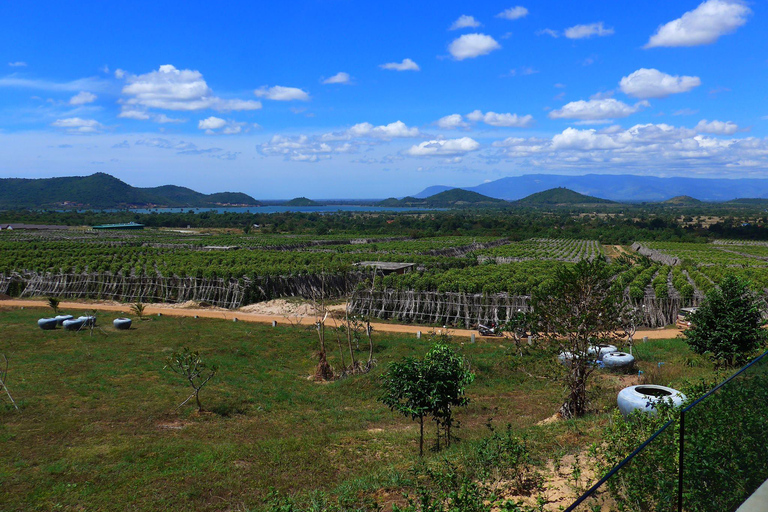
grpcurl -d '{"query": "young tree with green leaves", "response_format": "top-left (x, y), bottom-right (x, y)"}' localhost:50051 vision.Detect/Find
top-left (164, 348), bottom-right (218, 412)
top-left (380, 343), bottom-right (474, 455)
top-left (423, 343), bottom-right (475, 449)
top-left (684, 274), bottom-right (767, 368)
top-left (529, 259), bottom-right (626, 419)
top-left (380, 357), bottom-right (432, 456)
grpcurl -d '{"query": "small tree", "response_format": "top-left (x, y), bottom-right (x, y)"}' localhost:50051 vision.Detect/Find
top-left (164, 348), bottom-right (218, 412)
top-left (380, 357), bottom-right (432, 455)
top-left (380, 343), bottom-right (474, 455)
top-left (47, 297), bottom-right (60, 316)
top-left (423, 343), bottom-right (474, 449)
top-left (684, 274), bottom-right (768, 368)
top-left (131, 302), bottom-right (146, 319)
top-left (530, 259), bottom-right (626, 419)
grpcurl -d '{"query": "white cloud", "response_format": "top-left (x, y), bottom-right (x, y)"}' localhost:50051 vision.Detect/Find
top-left (322, 72), bottom-right (351, 85)
top-left (69, 91), bottom-right (97, 105)
top-left (198, 116), bottom-right (245, 134)
top-left (450, 15), bottom-right (481, 30)
top-left (619, 68), bottom-right (701, 99)
top-left (406, 137), bottom-right (480, 157)
top-left (153, 114), bottom-right (185, 124)
top-left (551, 127), bottom-right (624, 150)
top-left (695, 119), bottom-right (739, 135)
top-left (0, 75), bottom-right (108, 92)
top-left (114, 69), bottom-right (126, 79)
top-left (549, 98), bottom-right (649, 121)
top-left (8, 61), bottom-right (27, 67)
top-left (497, 6), bottom-right (528, 20)
top-left (537, 29), bottom-right (559, 38)
top-left (645, 0), bottom-right (751, 48)
top-left (118, 109), bottom-right (151, 120)
top-left (51, 117), bottom-right (104, 134)
top-left (564, 22), bottom-right (614, 39)
top-left (198, 117), bottom-right (227, 130)
top-left (466, 110), bottom-right (534, 127)
top-left (436, 114), bottom-right (469, 130)
top-left (379, 58), bottom-right (420, 71)
top-left (121, 64), bottom-right (262, 112)
top-left (448, 33), bottom-right (501, 60)
top-left (254, 85), bottom-right (310, 101)
top-left (348, 120), bottom-right (419, 138)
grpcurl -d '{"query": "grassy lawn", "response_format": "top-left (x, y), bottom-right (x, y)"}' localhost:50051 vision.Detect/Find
top-left (0, 307), bottom-right (715, 511)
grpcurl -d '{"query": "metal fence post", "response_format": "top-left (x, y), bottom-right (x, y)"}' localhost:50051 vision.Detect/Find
top-left (678, 409), bottom-right (685, 512)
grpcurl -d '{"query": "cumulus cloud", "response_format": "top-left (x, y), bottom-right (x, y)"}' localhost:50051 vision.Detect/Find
top-left (435, 114), bottom-right (469, 130)
top-left (322, 72), bottom-right (351, 85)
top-left (254, 85), bottom-right (310, 101)
top-left (198, 116), bottom-right (247, 134)
top-left (379, 58), bottom-right (420, 71)
top-left (450, 15), bottom-right (481, 30)
top-left (486, 121), bottom-right (768, 176)
top-left (551, 127), bottom-right (623, 150)
top-left (695, 119), bottom-right (739, 135)
top-left (51, 117), bottom-right (104, 134)
top-left (121, 65), bottom-right (262, 112)
top-left (259, 134), bottom-right (335, 162)
top-left (619, 68), bottom-right (701, 99)
top-left (645, 0), bottom-right (751, 48)
top-left (497, 6), bottom-right (528, 20)
top-left (549, 98), bottom-right (649, 121)
top-left (69, 91), bottom-right (97, 105)
top-left (348, 120), bottom-right (419, 138)
top-left (406, 137), bottom-right (480, 157)
top-left (564, 22), bottom-right (614, 39)
top-left (8, 61), bottom-right (27, 67)
top-left (466, 110), bottom-right (534, 127)
top-left (448, 34), bottom-right (501, 60)
top-left (198, 117), bottom-right (227, 131)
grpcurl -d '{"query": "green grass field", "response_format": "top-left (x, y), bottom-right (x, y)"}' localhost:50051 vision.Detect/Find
top-left (0, 307), bottom-right (714, 511)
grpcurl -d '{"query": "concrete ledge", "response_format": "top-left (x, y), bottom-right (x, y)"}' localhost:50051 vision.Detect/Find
top-left (736, 478), bottom-right (768, 512)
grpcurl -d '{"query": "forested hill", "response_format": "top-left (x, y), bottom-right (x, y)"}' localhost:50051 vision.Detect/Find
top-left (0, 173), bottom-right (260, 209)
top-left (379, 189), bottom-right (507, 207)
top-left (515, 187), bottom-right (613, 205)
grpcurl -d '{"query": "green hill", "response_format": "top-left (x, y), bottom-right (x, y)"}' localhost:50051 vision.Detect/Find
top-left (661, 195), bottom-right (703, 205)
top-left (0, 173), bottom-right (260, 209)
top-left (285, 197), bottom-right (320, 206)
top-left (378, 189), bottom-right (505, 208)
top-left (515, 187), bottom-right (613, 205)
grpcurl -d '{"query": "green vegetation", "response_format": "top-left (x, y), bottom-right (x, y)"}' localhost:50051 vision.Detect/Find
top-left (0, 173), bottom-right (259, 209)
top-left (0, 307), bottom-right (715, 511)
top-left (684, 274), bottom-right (768, 368)
top-left (379, 189), bottom-right (507, 207)
top-left (285, 197), bottom-right (320, 206)
top-left (514, 187), bottom-right (613, 205)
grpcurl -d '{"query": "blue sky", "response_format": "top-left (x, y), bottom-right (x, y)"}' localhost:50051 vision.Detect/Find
top-left (1, 0), bottom-right (766, 198)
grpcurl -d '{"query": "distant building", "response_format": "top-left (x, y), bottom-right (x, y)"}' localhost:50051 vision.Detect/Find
top-left (92, 222), bottom-right (145, 230)
top-left (354, 261), bottom-right (415, 275)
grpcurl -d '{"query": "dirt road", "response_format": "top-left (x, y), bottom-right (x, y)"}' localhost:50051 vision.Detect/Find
top-left (0, 298), bottom-right (683, 340)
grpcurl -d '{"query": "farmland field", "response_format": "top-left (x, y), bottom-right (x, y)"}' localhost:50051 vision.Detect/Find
top-left (0, 307), bottom-right (713, 511)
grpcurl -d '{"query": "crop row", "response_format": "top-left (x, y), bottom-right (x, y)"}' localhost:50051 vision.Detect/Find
top-left (477, 238), bottom-right (602, 262)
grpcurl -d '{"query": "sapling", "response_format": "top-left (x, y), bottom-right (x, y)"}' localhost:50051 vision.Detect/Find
top-left (164, 348), bottom-right (218, 412)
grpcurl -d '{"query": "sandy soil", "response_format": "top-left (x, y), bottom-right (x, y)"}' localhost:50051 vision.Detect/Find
top-left (0, 298), bottom-right (683, 340)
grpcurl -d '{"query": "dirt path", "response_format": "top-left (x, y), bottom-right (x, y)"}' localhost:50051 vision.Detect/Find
top-left (0, 298), bottom-right (683, 340)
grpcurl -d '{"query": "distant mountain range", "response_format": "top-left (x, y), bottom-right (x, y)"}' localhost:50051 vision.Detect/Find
top-left (414, 174), bottom-right (768, 202)
top-left (0, 173), bottom-right (259, 209)
top-left (513, 187), bottom-right (613, 206)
